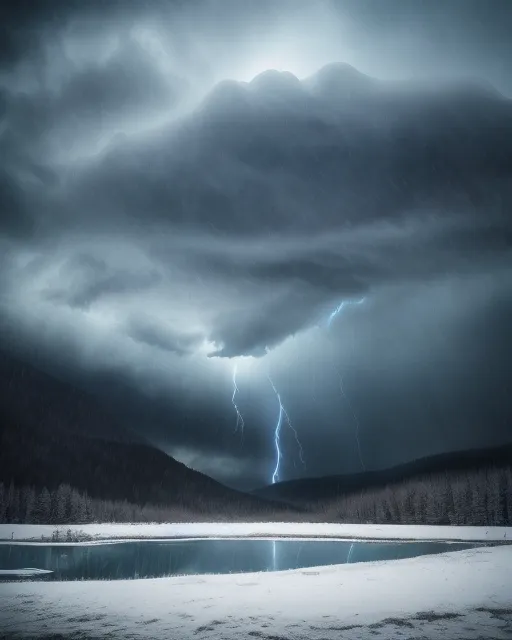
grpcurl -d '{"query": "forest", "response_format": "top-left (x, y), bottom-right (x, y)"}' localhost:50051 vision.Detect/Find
top-left (319, 464), bottom-right (512, 526)
top-left (2, 462), bottom-right (510, 526)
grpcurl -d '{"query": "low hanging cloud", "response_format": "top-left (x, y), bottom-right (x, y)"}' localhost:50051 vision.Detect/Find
top-left (2, 65), bottom-right (512, 362)
top-left (43, 254), bottom-right (162, 310)
top-left (127, 315), bottom-right (203, 356)
top-left (1, 36), bottom-right (188, 166)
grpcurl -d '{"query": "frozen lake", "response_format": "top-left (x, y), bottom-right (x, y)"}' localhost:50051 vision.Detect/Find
top-left (0, 538), bottom-right (479, 581)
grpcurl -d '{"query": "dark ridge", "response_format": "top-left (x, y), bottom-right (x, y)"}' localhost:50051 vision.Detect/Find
top-left (0, 348), bottom-right (144, 445)
top-left (253, 443), bottom-right (512, 506)
top-left (0, 416), bottom-right (294, 514)
top-left (0, 350), bottom-right (297, 515)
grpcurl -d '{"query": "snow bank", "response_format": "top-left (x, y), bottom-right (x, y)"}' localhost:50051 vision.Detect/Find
top-left (0, 544), bottom-right (510, 639)
top-left (0, 521), bottom-right (510, 542)
top-left (0, 568), bottom-right (53, 577)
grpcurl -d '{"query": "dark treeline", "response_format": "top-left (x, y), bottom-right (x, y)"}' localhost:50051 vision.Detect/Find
top-left (0, 482), bottom-right (300, 524)
top-left (2, 463), bottom-right (511, 526)
top-left (320, 465), bottom-right (512, 526)
top-left (1, 418), bottom-right (290, 516)
top-left (0, 482), bottom-right (189, 524)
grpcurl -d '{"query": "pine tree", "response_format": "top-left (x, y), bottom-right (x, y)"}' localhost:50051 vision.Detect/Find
top-left (33, 487), bottom-right (52, 523)
top-left (69, 488), bottom-right (87, 523)
top-left (21, 487), bottom-right (36, 523)
top-left (56, 484), bottom-right (71, 523)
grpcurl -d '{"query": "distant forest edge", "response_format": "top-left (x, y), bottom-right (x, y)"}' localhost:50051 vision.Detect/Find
top-left (2, 463), bottom-right (511, 526)
top-left (0, 482), bottom-right (300, 525)
top-left (317, 465), bottom-right (512, 526)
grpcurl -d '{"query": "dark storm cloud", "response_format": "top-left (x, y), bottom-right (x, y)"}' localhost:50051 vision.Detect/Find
top-left (38, 35), bottom-right (180, 117)
top-left (0, 37), bottom-right (186, 169)
top-left (55, 36), bottom-right (183, 114)
top-left (207, 288), bottom-right (324, 358)
top-left (43, 254), bottom-right (162, 309)
top-left (1, 0), bottom-right (512, 488)
top-left (76, 65), bottom-right (512, 232)
top-left (0, 168), bottom-right (34, 237)
top-left (127, 315), bottom-right (202, 356)
top-left (65, 67), bottom-right (512, 356)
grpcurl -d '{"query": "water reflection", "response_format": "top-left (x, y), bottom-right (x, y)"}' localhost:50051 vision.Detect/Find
top-left (0, 539), bottom-right (478, 581)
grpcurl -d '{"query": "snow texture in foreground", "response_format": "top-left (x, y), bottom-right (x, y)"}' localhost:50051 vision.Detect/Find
top-left (1, 522), bottom-right (511, 542)
top-left (1, 543), bottom-right (511, 639)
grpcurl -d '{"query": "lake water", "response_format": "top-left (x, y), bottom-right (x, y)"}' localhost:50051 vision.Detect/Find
top-left (0, 539), bottom-right (478, 581)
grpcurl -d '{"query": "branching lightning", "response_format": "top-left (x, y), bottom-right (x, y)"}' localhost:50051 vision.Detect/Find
top-left (268, 376), bottom-right (284, 484)
top-left (327, 297), bottom-right (366, 327)
top-left (227, 296), bottom-right (367, 486)
top-left (231, 364), bottom-right (245, 435)
top-left (282, 403), bottom-right (306, 468)
top-left (267, 374), bottom-right (305, 484)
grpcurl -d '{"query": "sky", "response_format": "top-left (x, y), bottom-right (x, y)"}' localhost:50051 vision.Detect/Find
top-left (1, 0), bottom-right (511, 490)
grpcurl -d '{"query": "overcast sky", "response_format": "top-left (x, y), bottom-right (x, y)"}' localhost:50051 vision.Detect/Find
top-left (1, 0), bottom-right (511, 490)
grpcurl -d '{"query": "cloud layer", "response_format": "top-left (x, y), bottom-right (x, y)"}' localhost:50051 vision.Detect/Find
top-left (1, 1), bottom-right (511, 488)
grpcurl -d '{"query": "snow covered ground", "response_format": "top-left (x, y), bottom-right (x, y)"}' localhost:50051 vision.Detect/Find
top-left (0, 542), bottom-right (511, 639)
top-left (1, 521), bottom-right (511, 542)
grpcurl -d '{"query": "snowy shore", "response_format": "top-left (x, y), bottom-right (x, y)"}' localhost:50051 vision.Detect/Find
top-left (0, 541), bottom-right (511, 639)
top-left (1, 521), bottom-right (511, 542)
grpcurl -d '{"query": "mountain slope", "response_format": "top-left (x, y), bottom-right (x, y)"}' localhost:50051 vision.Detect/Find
top-left (0, 351), bottom-right (294, 515)
top-left (253, 444), bottom-right (512, 506)
top-left (0, 349), bottom-right (146, 445)
top-left (0, 418), bottom-right (293, 514)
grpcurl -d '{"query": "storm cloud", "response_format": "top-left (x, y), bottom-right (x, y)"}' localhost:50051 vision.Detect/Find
top-left (1, 0), bottom-right (511, 488)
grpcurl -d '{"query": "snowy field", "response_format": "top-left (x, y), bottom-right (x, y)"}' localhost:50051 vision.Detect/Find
top-left (0, 544), bottom-right (511, 639)
top-left (0, 524), bottom-right (511, 639)
top-left (1, 521), bottom-right (511, 542)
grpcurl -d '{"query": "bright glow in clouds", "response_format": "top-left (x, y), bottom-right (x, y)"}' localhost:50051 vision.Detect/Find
top-left (216, 3), bottom-right (356, 83)
top-left (232, 53), bottom-right (311, 83)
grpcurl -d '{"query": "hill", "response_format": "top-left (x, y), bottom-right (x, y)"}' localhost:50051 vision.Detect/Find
top-left (0, 349), bottom-right (144, 445)
top-left (0, 351), bottom-right (295, 517)
top-left (253, 444), bottom-right (512, 506)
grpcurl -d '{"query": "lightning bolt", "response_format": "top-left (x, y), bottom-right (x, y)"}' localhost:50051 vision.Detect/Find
top-left (281, 401), bottom-right (306, 468)
top-left (267, 374), bottom-right (305, 484)
top-left (327, 297), bottom-right (366, 327)
top-left (268, 377), bottom-right (283, 484)
top-left (231, 364), bottom-right (245, 435)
